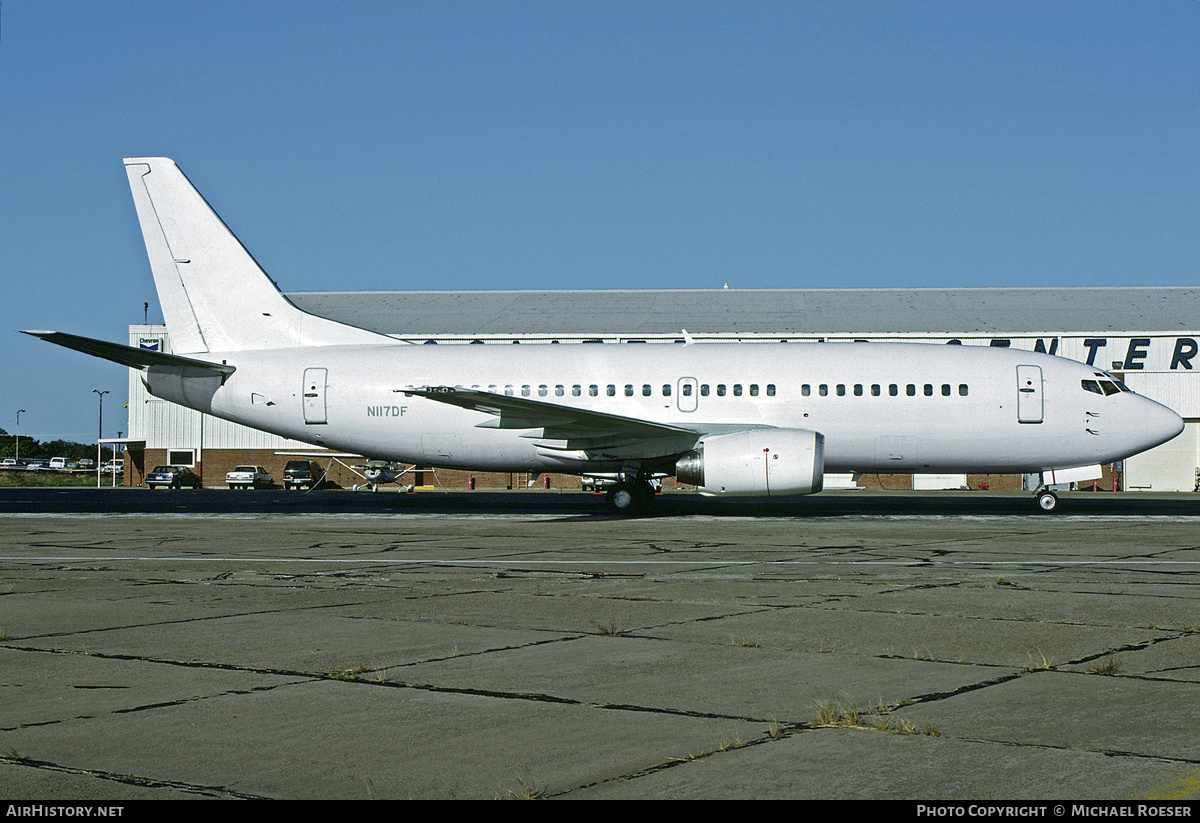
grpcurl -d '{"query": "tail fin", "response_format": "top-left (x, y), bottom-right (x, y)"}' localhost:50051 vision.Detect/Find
top-left (124, 157), bottom-right (387, 353)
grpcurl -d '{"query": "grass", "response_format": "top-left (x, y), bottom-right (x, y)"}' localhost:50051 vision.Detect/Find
top-left (0, 472), bottom-right (104, 488)
top-left (590, 618), bottom-right (630, 636)
top-left (1021, 651), bottom-right (1054, 672)
top-left (1085, 656), bottom-right (1121, 675)
top-left (813, 698), bottom-right (940, 737)
top-left (498, 777), bottom-right (546, 800)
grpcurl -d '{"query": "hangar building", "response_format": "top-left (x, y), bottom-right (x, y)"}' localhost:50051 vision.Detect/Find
top-left (121, 287), bottom-right (1200, 493)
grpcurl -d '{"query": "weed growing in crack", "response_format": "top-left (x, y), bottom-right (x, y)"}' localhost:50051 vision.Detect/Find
top-left (328, 666), bottom-right (369, 681)
top-left (591, 618), bottom-right (630, 637)
top-left (815, 698), bottom-right (861, 728)
top-left (498, 777), bottom-right (546, 800)
top-left (1021, 652), bottom-right (1054, 672)
top-left (1085, 656), bottom-right (1121, 675)
top-left (813, 698), bottom-right (940, 736)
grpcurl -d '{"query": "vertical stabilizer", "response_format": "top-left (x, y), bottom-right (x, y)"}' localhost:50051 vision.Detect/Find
top-left (124, 157), bottom-right (387, 353)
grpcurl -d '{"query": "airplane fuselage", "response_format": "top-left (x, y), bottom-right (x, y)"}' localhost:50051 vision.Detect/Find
top-left (145, 340), bottom-right (1181, 479)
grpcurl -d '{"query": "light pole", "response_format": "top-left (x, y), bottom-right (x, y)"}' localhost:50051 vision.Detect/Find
top-left (15, 409), bottom-right (25, 462)
top-left (93, 390), bottom-right (108, 488)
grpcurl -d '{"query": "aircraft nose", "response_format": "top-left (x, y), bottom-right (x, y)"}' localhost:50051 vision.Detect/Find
top-left (1141, 397), bottom-right (1184, 448)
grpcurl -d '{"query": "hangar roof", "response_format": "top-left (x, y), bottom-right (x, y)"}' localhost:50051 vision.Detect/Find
top-left (285, 287), bottom-right (1200, 338)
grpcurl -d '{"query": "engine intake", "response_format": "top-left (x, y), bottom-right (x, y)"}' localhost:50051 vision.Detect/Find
top-left (676, 429), bottom-right (824, 496)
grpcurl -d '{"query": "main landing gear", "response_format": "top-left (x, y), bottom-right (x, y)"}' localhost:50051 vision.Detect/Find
top-left (604, 478), bottom-right (659, 516)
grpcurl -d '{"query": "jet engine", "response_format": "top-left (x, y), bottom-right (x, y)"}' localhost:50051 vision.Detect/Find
top-left (675, 429), bottom-right (824, 496)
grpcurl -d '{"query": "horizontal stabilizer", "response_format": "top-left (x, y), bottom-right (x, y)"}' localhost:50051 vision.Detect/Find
top-left (21, 330), bottom-right (236, 375)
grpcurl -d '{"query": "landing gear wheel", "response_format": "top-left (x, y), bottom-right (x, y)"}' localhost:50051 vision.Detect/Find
top-left (1036, 490), bottom-right (1058, 512)
top-left (606, 485), bottom-right (636, 514)
top-left (605, 482), bottom-right (655, 516)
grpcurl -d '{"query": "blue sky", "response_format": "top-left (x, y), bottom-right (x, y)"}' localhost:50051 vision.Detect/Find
top-left (2, 1), bottom-right (1198, 442)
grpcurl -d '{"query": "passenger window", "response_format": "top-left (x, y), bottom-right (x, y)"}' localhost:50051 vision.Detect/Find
top-left (766, 384), bottom-right (776, 396)
top-left (505, 385), bottom-right (514, 396)
top-left (522, 385), bottom-right (531, 397)
top-left (906, 384), bottom-right (916, 396)
top-left (733, 384), bottom-right (743, 396)
top-left (607, 384), bottom-right (616, 397)
top-left (889, 384), bottom-right (899, 396)
top-left (854, 384), bottom-right (863, 396)
top-left (942, 384), bottom-right (951, 396)
top-left (924, 384), bottom-right (933, 396)
top-left (750, 384), bottom-right (759, 396)
top-left (801, 384), bottom-right (811, 396)
top-left (818, 384), bottom-right (828, 396)
top-left (700, 384), bottom-right (710, 396)
top-left (682, 384), bottom-right (692, 396)
top-left (555, 385), bottom-right (565, 397)
top-left (538, 385), bottom-right (548, 397)
top-left (836, 384), bottom-right (845, 397)
top-left (717, 384), bottom-right (727, 396)
top-left (642, 384), bottom-right (652, 397)
top-left (663, 384), bottom-right (672, 396)
top-left (589, 384), bottom-right (598, 396)
top-left (872, 384), bottom-right (881, 396)
top-left (571, 385), bottom-right (581, 397)
top-left (959, 384), bottom-right (969, 396)
top-left (625, 384), bottom-right (634, 397)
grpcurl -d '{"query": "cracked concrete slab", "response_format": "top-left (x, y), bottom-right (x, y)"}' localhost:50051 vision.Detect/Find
top-left (1, 490), bottom-right (1198, 799)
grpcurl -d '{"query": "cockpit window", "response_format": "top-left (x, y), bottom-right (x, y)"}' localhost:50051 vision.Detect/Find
top-left (1086, 373), bottom-right (1133, 395)
top-left (1092, 372), bottom-right (1132, 393)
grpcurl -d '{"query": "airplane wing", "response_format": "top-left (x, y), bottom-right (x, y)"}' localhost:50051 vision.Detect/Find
top-left (406, 386), bottom-right (701, 459)
top-left (21, 330), bottom-right (236, 376)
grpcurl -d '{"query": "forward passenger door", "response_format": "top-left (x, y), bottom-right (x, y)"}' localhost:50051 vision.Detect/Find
top-left (1016, 365), bottom-right (1044, 424)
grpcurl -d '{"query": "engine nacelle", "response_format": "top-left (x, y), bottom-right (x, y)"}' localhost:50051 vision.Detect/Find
top-left (675, 429), bottom-right (825, 497)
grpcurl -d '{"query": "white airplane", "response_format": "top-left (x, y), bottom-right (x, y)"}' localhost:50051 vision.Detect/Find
top-left (23, 157), bottom-right (1185, 514)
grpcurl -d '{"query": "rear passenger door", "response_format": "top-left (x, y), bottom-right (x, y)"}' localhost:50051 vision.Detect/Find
top-left (303, 368), bottom-right (328, 425)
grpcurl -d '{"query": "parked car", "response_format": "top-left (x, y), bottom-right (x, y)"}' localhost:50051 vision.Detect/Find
top-left (102, 459), bottom-right (124, 475)
top-left (226, 465), bottom-right (273, 489)
top-left (146, 465), bottom-right (201, 489)
top-left (49, 457), bottom-right (69, 470)
top-left (283, 460), bottom-right (324, 490)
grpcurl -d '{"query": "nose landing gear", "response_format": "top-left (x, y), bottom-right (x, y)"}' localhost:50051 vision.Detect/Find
top-left (1035, 489), bottom-right (1059, 512)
